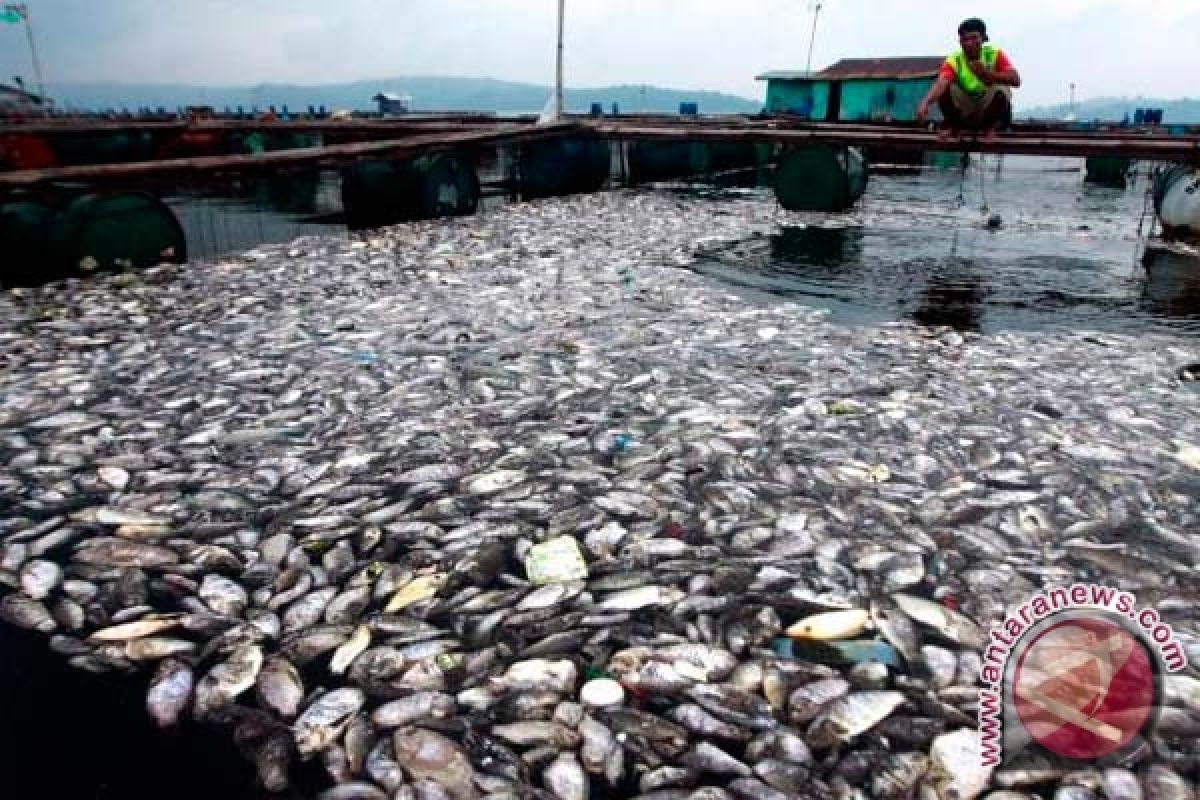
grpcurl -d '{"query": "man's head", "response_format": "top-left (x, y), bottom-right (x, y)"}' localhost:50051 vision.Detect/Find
top-left (958, 18), bottom-right (988, 57)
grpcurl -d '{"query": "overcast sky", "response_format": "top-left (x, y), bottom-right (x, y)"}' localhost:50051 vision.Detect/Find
top-left (1, 1), bottom-right (1195, 107)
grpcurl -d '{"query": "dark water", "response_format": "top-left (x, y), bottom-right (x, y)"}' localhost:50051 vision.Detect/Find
top-left (0, 625), bottom-right (274, 800)
top-left (690, 157), bottom-right (1200, 336)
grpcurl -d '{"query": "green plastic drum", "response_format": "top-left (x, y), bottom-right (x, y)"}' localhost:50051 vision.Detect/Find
top-left (341, 153), bottom-right (480, 230)
top-left (519, 137), bottom-right (611, 200)
top-left (49, 192), bottom-right (187, 274)
top-left (774, 145), bottom-right (868, 212)
top-left (1086, 156), bottom-right (1131, 188)
top-left (0, 200), bottom-right (56, 285)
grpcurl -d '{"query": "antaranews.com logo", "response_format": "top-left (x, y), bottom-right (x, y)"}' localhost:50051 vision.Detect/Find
top-left (978, 583), bottom-right (1188, 767)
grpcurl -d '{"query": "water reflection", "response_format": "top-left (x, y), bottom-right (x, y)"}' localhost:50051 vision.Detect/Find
top-left (911, 273), bottom-right (986, 333)
top-left (770, 226), bottom-right (864, 268)
top-left (1140, 247), bottom-right (1200, 322)
top-left (691, 161), bottom-right (1200, 337)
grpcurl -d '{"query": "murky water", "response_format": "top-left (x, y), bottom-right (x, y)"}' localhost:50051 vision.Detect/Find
top-left (690, 156), bottom-right (1200, 336)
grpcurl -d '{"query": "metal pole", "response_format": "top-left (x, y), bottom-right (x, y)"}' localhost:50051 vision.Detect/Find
top-left (555, 0), bottom-right (565, 119)
top-left (805, 2), bottom-right (823, 76)
top-left (15, 4), bottom-right (47, 104)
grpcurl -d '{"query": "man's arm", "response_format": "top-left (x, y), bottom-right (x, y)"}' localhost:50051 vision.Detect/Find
top-left (975, 51), bottom-right (1022, 88)
top-left (917, 74), bottom-right (954, 122)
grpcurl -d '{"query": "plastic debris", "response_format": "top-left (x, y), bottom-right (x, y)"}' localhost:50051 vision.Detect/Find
top-left (828, 400), bottom-right (863, 416)
top-left (580, 678), bottom-right (625, 710)
top-left (784, 638), bottom-right (905, 669)
top-left (524, 536), bottom-right (589, 585)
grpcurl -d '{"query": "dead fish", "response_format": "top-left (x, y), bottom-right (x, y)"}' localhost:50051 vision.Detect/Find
top-left (808, 691), bottom-right (905, 746)
top-left (544, 752), bottom-right (588, 800)
top-left (0, 593), bottom-right (56, 633)
top-left (194, 644), bottom-right (264, 718)
top-left (786, 609), bottom-right (869, 641)
top-left (256, 656), bottom-right (305, 720)
top-left (371, 691), bottom-right (456, 728)
top-left (146, 658), bottom-right (194, 727)
top-left (599, 586), bottom-right (685, 611)
top-left (929, 728), bottom-right (993, 800)
top-left (318, 783), bottom-right (390, 800)
top-left (397, 464), bottom-right (465, 484)
top-left (19, 559), bottom-right (63, 599)
top-left (198, 574), bottom-right (248, 617)
top-left (392, 727), bottom-right (479, 800)
top-left (788, 678), bottom-right (850, 723)
top-left (491, 721), bottom-right (581, 749)
top-left (892, 594), bottom-right (984, 649)
top-left (125, 637), bottom-right (196, 660)
top-left (90, 614), bottom-right (184, 642)
top-left (72, 539), bottom-right (179, 568)
top-left (294, 688), bottom-right (366, 759)
top-left (682, 742), bottom-right (751, 777)
top-left (98, 466), bottom-right (132, 491)
top-left (462, 469), bottom-right (527, 495)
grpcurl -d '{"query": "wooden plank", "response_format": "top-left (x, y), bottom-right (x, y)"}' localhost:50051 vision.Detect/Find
top-left (586, 122), bottom-right (1200, 162)
top-left (0, 122), bottom-right (583, 189)
top-left (0, 117), bottom-right (531, 136)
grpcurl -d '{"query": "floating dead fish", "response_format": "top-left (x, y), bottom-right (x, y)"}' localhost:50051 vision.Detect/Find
top-left (786, 609), bottom-right (870, 641)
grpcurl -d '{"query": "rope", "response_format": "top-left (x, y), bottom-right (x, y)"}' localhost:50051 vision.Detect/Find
top-left (1133, 172), bottom-right (1156, 269)
top-left (977, 154), bottom-right (990, 214)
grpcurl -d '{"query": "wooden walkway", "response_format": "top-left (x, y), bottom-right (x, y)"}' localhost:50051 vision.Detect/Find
top-left (585, 121), bottom-right (1200, 162)
top-left (0, 122), bottom-right (575, 190)
top-left (2, 117), bottom-right (1197, 193)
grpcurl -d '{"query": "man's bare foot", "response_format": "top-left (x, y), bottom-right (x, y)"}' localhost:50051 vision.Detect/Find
top-left (937, 127), bottom-right (960, 143)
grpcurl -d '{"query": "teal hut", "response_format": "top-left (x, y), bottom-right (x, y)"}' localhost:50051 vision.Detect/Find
top-left (758, 57), bottom-right (945, 122)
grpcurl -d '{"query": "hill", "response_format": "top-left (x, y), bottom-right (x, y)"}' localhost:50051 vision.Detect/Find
top-left (1021, 96), bottom-right (1200, 124)
top-left (47, 76), bottom-right (762, 115)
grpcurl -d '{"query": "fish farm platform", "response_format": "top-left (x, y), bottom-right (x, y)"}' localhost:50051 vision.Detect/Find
top-left (2, 117), bottom-right (1197, 192)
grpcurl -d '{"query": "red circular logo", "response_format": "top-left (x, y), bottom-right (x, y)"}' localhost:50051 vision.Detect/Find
top-left (1012, 616), bottom-right (1156, 760)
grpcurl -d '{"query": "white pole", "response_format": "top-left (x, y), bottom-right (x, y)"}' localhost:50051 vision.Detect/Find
top-left (14, 4), bottom-right (46, 104)
top-left (555, 0), bottom-right (565, 119)
top-left (805, 2), bottom-right (823, 76)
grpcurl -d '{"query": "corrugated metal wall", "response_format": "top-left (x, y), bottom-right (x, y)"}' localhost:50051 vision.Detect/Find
top-left (764, 81), bottom-right (830, 118)
top-left (764, 77), bottom-right (935, 122)
top-left (837, 78), bottom-right (934, 122)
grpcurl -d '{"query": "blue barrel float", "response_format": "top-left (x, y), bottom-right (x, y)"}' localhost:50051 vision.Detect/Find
top-left (518, 137), bottom-right (611, 200)
top-left (774, 145), bottom-right (868, 212)
top-left (341, 152), bottom-right (480, 230)
top-left (1, 192), bottom-right (187, 286)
